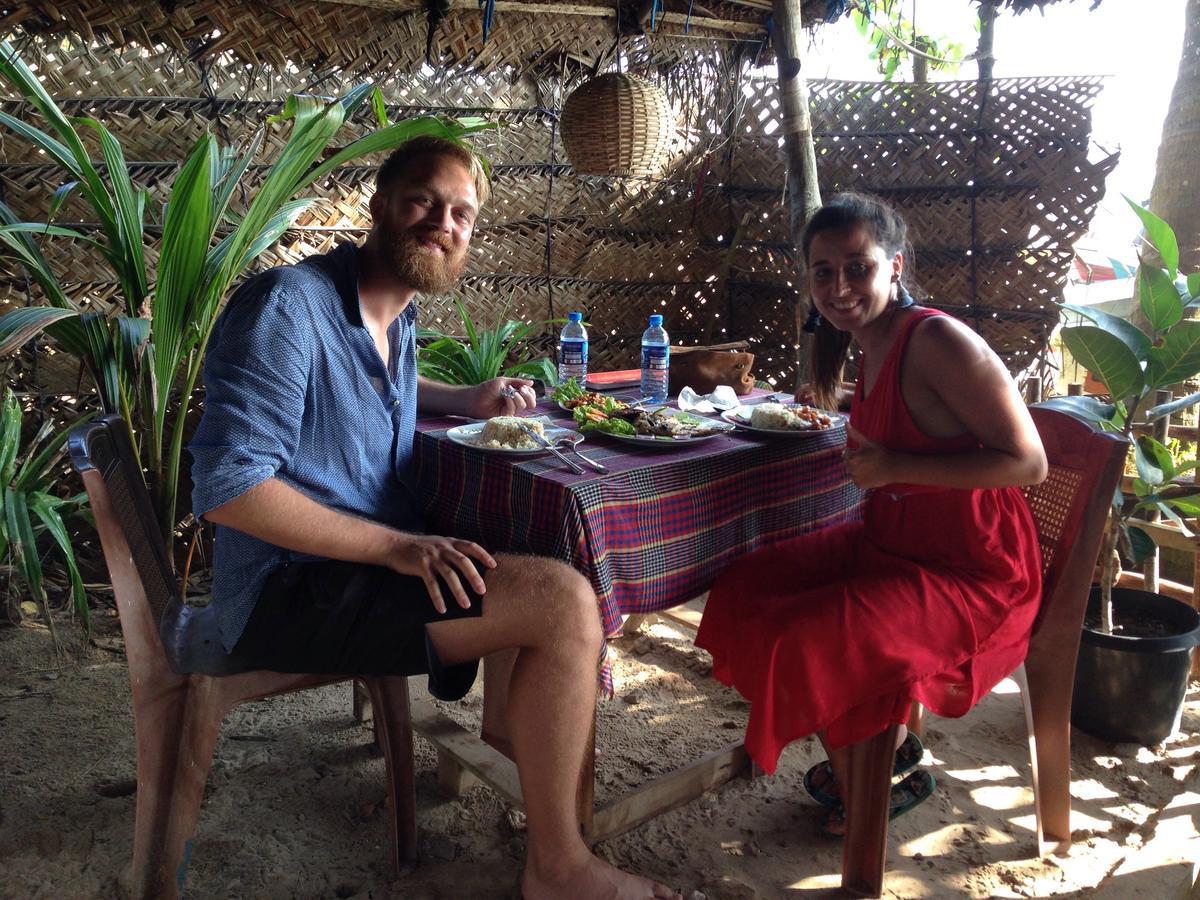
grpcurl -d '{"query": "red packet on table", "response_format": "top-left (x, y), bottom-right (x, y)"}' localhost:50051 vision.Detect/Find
top-left (586, 370), bottom-right (640, 390)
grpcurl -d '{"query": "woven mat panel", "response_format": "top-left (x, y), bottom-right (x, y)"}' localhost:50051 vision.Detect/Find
top-left (1, 6), bottom-right (1112, 401)
top-left (1, 2), bottom-right (749, 78)
top-left (726, 281), bottom-right (800, 387)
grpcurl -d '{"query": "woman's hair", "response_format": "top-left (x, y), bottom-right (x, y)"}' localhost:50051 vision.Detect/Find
top-left (800, 192), bottom-right (916, 410)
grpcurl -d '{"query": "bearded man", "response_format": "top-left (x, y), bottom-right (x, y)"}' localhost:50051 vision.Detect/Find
top-left (189, 136), bottom-right (680, 900)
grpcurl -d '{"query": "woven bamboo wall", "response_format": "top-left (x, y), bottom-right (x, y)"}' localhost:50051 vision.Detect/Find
top-left (1, 11), bottom-right (1115, 407)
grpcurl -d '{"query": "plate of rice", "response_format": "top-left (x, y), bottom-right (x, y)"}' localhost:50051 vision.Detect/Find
top-left (445, 416), bottom-right (581, 455)
top-left (720, 401), bottom-right (844, 435)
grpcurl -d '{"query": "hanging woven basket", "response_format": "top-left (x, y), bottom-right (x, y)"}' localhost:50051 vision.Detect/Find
top-left (560, 73), bottom-right (675, 177)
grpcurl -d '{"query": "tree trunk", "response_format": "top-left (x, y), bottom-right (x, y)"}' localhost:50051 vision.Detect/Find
top-left (1148, 0), bottom-right (1200, 274)
top-left (976, 0), bottom-right (998, 82)
top-left (771, 0), bottom-right (821, 388)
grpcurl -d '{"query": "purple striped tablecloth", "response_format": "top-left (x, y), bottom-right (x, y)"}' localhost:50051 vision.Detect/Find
top-left (412, 397), bottom-right (863, 689)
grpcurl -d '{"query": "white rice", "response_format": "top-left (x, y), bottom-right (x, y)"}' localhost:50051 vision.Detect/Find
top-left (476, 416), bottom-right (544, 449)
top-left (749, 402), bottom-right (832, 430)
top-left (749, 402), bottom-right (795, 430)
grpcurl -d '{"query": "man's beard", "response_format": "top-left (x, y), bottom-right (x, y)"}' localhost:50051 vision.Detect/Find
top-left (384, 229), bottom-right (468, 295)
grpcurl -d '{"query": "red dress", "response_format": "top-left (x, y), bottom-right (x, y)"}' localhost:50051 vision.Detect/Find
top-left (695, 308), bottom-right (1042, 773)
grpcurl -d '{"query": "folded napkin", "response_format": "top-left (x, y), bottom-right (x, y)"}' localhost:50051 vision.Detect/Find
top-left (677, 385), bottom-right (740, 414)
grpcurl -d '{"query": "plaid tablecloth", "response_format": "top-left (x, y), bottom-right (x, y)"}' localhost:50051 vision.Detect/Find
top-left (412, 397), bottom-right (863, 688)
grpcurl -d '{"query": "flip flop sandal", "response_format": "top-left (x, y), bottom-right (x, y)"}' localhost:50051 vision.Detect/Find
top-left (803, 732), bottom-right (925, 809)
top-left (816, 768), bottom-right (936, 840)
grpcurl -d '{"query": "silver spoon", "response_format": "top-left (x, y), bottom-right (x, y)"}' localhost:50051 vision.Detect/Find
top-left (556, 435), bottom-right (608, 473)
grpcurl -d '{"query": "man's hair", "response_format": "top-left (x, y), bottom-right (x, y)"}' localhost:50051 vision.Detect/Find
top-left (375, 135), bottom-right (491, 208)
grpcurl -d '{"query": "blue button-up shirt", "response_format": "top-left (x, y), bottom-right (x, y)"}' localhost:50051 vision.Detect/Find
top-left (190, 242), bottom-right (425, 651)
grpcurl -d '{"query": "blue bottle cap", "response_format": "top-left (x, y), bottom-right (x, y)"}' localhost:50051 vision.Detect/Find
top-left (649, 314), bottom-right (663, 327)
top-left (568, 311), bottom-right (583, 322)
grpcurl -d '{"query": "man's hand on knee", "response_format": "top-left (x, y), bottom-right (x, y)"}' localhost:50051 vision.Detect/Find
top-left (386, 533), bottom-right (496, 613)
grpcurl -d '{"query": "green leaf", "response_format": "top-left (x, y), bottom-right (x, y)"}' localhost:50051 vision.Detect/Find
top-left (47, 180), bottom-right (79, 223)
top-left (0, 389), bottom-right (19, 485)
top-left (28, 495), bottom-right (89, 630)
top-left (81, 116), bottom-right (149, 310)
top-left (1189, 272), bottom-right (1200, 302)
top-left (1059, 325), bottom-right (1145, 403)
top-left (1145, 389), bottom-right (1200, 421)
top-left (1134, 435), bottom-right (1171, 485)
top-left (1034, 395), bottom-right (1116, 425)
top-left (1125, 195), bottom-right (1179, 279)
top-left (1164, 495), bottom-right (1200, 516)
top-left (0, 307), bottom-right (80, 355)
top-left (1156, 502), bottom-right (1193, 537)
top-left (1147, 320), bottom-right (1200, 388)
top-left (1059, 303), bottom-right (1151, 357)
top-left (1125, 525), bottom-right (1157, 566)
top-left (370, 86), bottom-right (390, 127)
top-left (1138, 264), bottom-right (1184, 332)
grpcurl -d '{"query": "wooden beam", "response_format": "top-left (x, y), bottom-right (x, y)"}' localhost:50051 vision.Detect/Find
top-left (585, 742), bottom-right (751, 843)
top-left (410, 697), bottom-right (525, 807)
top-left (317, 0), bottom-right (767, 36)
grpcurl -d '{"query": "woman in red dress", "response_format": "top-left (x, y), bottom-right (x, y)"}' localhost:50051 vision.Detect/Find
top-left (695, 193), bottom-right (1048, 834)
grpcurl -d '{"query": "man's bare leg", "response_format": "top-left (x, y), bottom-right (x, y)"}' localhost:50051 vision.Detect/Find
top-left (481, 648), bottom-right (517, 758)
top-left (426, 554), bottom-right (680, 900)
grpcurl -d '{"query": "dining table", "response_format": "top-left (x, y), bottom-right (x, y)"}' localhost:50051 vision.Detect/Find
top-left (402, 389), bottom-right (864, 841)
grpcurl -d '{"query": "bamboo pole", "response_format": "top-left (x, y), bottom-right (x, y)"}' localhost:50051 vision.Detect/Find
top-left (771, 0), bottom-right (821, 387)
top-left (1142, 389), bottom-right (1172, 593)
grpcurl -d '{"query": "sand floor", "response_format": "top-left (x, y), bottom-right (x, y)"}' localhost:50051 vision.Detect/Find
top-left (1, 611), bottom-right (1198, 899)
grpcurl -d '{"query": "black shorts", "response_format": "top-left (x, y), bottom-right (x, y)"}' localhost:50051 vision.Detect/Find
top-left (228, 558), bottom-right (486, 701)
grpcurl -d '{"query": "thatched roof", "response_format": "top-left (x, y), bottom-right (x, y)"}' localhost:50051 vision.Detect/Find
top-left (0, 0), bottom-right (1096, 78)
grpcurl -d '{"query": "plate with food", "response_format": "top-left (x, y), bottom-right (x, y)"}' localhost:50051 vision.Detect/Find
top-left (446, 416), bottom-right (581, 455)
top-left (575, 406), bottom-right (735, 446)
top-left (550, 377), bottom-right (636, 413)
top-left (720, 401), bottom-right (845, 436)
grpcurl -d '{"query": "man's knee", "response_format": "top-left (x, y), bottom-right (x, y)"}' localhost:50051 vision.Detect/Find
top-left (502, 555), bottom-right (601, 645)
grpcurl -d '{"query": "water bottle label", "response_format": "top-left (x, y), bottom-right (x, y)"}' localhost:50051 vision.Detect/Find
top-left (641, 345), bottom-right (669, 371)
top-left (560, 339), bottom-right (587, 367)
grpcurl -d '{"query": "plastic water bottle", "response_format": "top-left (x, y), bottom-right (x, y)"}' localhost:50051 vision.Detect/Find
top-left (639, 314), bottom-right (670, 402)
top-left (558, 311), bottom-right (588, 384)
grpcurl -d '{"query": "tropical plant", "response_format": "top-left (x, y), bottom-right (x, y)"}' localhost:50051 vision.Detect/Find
top-left (417, 297), bottom-right (557, 387)
top-left (0, 38), bottom-right (489, 551)
top-left (1049, 198), bottom-right (1200, 633)
top-left (849, 0), bottom-right (970, 81)
top-left (1, 389), bottom-right (89, 648)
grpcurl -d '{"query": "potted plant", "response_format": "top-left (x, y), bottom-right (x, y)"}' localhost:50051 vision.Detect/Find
top-left (417, 297), bottom-right (558, 387)
top-left (1050, 197), bottom-right (1200, 744)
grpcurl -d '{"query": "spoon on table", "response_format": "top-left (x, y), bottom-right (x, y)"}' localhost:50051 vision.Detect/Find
top-left (555, 435), bottom-right (608, 473)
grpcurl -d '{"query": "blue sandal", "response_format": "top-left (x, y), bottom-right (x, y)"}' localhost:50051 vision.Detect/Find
top-left (803, 732), bottom-right (925, 809)
top-left (817, 769), bottom-right (936, 839)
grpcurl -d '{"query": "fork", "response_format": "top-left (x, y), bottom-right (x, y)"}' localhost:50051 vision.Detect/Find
top-left (555, 435), bottom-right (608, 473)
top-left (515, 423), bottom-right (585, 475)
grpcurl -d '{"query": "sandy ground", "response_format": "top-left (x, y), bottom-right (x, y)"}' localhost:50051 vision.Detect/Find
top-left (2, 610), bottom-right (1198, 900)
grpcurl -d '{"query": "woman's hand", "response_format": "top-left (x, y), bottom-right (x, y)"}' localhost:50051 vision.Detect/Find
top-left (843, 425), bottom-right (895, 489)
top-left (465, 377), bottom-right (538, 419)
top-left (795, 383), bottom-right (817, 405)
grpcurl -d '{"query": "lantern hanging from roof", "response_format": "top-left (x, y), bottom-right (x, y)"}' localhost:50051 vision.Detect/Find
top-left (560, 73), bottom-right (675, 177)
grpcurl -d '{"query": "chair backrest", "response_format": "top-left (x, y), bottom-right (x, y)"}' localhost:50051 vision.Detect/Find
top-left (70, 416), bottom-right (181, 669)
top-left (69, 415), bottom-right (178, 617)
top-left (1022, 406), bottom-right (1127, 646)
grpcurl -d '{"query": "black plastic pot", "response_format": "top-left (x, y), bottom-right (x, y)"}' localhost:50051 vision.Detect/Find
top-left (1072, 587), bottom-right (1200, 745)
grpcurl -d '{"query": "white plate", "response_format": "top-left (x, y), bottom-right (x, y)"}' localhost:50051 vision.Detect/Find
top-left (592, 408), bottom-right (736, 447)
top-left (720, 404), bottom-right (846, 436)
top-left (445, 421), bottom-right (582, 455)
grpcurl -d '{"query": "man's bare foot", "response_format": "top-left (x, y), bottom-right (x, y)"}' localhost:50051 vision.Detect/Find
top-left (521, 853), bottom-right (682, 900)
